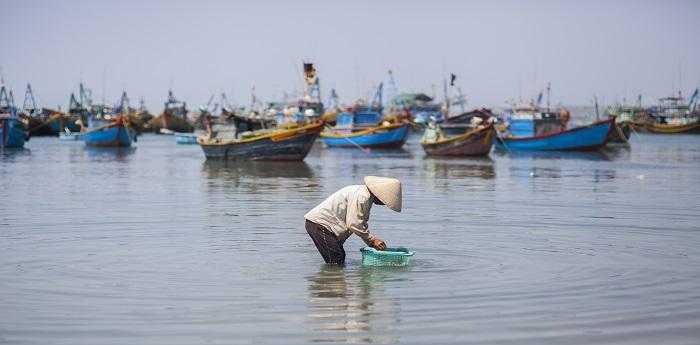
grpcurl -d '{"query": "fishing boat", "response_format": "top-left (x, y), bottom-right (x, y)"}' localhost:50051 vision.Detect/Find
top-left (645, 90), bottom-right (699, 134)
top-left (149, 90), bottom-right (194, 133)
top-left (606, 97), bottom-right (649, 136)
top-left (198, 121), bottom-right (323, 161)
top-left (421, 123), bottom-right (495, 156)
top-left (83, 115), bottom-right (136, 147)
top-left (56, 83), bottom-right (91, 134)
top-left (175, 132), bottom-right (198, 144)
top-left (322, 121), bottom-right (410, 148)
top-left (18, 84), bottom-right (56, 136)
top-left (440, 108), bottom-right (495, 136)
top-left (0, 85), bottom-right (28, 149)
top-left (321, 83), bottom-right (410, 149)
top-left (82, 96), bottom-right (137, 147)
top-left (496, 101), bottom-right (613, 151)
top-left (646, 121), bottom-right (700, 134)
top-left (607, 120), bottom-right (632, 144)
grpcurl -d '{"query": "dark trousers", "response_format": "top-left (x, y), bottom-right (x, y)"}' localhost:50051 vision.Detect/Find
top-left (306, 220), bottom-right (345, 265)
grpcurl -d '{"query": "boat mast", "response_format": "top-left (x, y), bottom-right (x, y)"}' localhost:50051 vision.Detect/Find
top-left (249, 85), bottom-right (257, 112)
top-left (387, 70), bottom-right (399, 108)
top-left (688, 88), bottom-right (699, 111)
top-left (594, 95), bottom-right (600, 121)
top-left (0, 84), bottom-right (10, 112)
top-left (371, 83), bottom-right (383, 110)
top-left (326, 89), bottom-right (339, 111)
top-left (118, 91), bottom-right (130, 115)
top-left (23, 84), bottom-right (38, 116)
top-left (442, 77), bottom-right (450, 117)
top-left (546, 82), bottom-right (551, 111)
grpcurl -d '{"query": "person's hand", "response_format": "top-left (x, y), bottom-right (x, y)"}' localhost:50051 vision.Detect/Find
top-left (370, 238), bottom-right (386, 251)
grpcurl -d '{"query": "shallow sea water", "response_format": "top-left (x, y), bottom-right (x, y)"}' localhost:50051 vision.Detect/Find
top-left (1, 133), bottom-right (699, 344)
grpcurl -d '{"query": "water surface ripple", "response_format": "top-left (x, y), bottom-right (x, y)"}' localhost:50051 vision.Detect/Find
top-left (1, 134), bottom-right (699, 344)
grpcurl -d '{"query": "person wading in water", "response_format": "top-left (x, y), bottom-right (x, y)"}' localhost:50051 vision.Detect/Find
top-left (304, 176), bottom-right (402, 265)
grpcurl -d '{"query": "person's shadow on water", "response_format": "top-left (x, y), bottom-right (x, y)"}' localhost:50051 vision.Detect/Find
top-left (306, 264), bottom-right (407, 344)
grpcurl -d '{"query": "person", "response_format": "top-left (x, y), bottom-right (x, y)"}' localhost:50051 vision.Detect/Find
top-left (304, 176), bottom-right (402, 265)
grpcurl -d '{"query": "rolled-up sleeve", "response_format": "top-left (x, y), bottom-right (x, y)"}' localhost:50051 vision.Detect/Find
top-left (346, 192), bottom-right (374, 245)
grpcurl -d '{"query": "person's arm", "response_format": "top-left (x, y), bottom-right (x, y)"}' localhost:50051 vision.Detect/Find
top-left (346, 192), bottom-right (387, 250)
top-left (346, 192), bottom-right (375, 246)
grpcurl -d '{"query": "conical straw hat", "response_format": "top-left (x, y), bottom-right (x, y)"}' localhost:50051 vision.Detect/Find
top-left (364, 176), bottom-right (402, 212)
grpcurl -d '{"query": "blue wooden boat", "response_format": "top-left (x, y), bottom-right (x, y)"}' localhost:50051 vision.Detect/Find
top-left (497, 119), bottom-right (613, 151)
top-left (82, 116), bottom-right (136, 147)
top-left (0, 85), bottom-right (28, 149)
top-left (175, 132), bottom-right (198, 144)
top-left (0, 117), bottom-right (27, 148)
top-left (322, 122), bottom-right (410, 148)
top-left (496, 102), bottom-right (613, 151)
top-left (321, 98), bottom-right (410, 149)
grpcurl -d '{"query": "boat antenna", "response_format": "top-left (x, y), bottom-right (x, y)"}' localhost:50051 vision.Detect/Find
top-left (546, 82), bottom-right (551, 111)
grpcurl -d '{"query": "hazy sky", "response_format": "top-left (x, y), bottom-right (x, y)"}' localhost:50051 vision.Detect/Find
top-left (1, 0), bottom-right (698, 111)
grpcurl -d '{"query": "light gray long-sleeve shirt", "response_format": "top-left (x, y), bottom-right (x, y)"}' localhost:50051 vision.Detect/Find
top-left (304, 185), bottom-right (375, 244)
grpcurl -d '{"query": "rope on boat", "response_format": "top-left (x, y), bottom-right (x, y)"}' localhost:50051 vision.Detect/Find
top-left (324, 125), bottom-right (371, 155)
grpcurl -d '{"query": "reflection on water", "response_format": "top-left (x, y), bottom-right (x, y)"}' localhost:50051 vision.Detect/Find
top-left (319, 147), bottom-right (414, 160)
top-left (307, 265), bottom-right (402, 344)
top-left (0, 147), bottom-right (31, 160)
top-left (422, 157), bottom-right (496, 192)
top-left (493, 147), bottom-right (612, 161)
top-left (423, 157), bottom-right (496, 180)
top-left (83, 146), bottom-right (137, 161)
top-left (202, 160), bottom-right (316, 194)
top-left (202, 160), bottom-right (314, 179)
top-left (2, 134), bottom-right (700, 344)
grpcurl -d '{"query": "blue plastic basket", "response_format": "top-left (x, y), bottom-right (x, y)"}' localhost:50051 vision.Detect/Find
top-left (360, 247), bottom-right (414, 266)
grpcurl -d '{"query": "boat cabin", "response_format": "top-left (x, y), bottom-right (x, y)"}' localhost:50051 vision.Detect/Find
top-left (390, 93), bottom-right (443, 124)
top-left (648, 96), bottom-right (696, 125)
top-left (334, 105), bottom-right (383, 131)
top-left (275, 100), bottom-right (324, 125)
top-left (505, 104), bottom-right (569, 138)
top-left (164, 90), bottom-right (188, 119)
